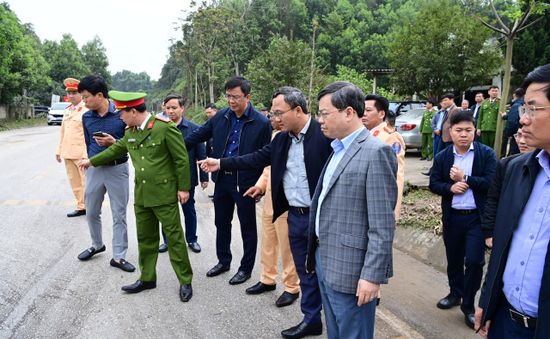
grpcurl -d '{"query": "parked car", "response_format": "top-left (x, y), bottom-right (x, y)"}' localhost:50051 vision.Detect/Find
top-left (395, 108), bottom-right (426, 150)
top-left (389, 101), bottom-right (426, 117)
top-left (47, 102), bottom-right (71, 125)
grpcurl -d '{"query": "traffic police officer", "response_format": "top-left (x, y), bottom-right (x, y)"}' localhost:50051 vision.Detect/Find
top-left (476, 85), bottom-right (500, 149)
top-left (79, 90), bottom-right (194, 302)
top-left (56, 77), bottom-right (88, 217)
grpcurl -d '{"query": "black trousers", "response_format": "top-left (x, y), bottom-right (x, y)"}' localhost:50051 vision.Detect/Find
top-left (442, 210), bottom-right (485, 309)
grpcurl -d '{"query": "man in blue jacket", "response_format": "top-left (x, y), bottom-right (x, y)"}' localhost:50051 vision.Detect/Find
top-left (429, 110), bottom-right (497, 330)
top-left (185, 77), bottom-right (271, 285)
top-left (475, 63), bottom-right (550, 339)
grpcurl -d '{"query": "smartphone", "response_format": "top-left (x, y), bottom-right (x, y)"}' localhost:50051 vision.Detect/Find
top-left (93, 131), bottom-right (106, 137)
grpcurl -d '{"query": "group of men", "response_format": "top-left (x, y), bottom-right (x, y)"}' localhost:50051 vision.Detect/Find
top-left (53, 63), bottom-right (550, 339)
top-left (427, 64), bottom-right (550, 339)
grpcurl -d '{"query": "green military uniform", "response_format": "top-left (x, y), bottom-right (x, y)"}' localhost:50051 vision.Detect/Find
top-left (476, 98), bottom-right (500, 149)
top-left (90, 91), bottom-right (193, 285)
top-left (419, 108), bottom-right (435, 160)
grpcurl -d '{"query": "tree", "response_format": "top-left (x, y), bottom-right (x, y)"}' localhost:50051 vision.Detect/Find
top-left (82, 36), bottom-right (111, 84)
top-left (476, 0), bottom-right (549, 157)
top-left (112, 70), bottom-right (152, 92)
top-left (386, 0), bottom-right (501, 102)
top-left (0, 3), bottom-right (50, 105)
top-left (245, 36), bottom-right (323, 106)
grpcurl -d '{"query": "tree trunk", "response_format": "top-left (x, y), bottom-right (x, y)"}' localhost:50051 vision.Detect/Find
top-left (494, 36), bottom-right (514, 158)
top-left (194, 69), bottom-right (198, 110)
top-left (207, 64), bottom-right (215, 104)
top-left (234, 61), bottom-right (240, 76)
top-left (307, 22), bottom-right (317, 113)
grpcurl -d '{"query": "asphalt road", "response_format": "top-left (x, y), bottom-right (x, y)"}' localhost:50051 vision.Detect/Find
top-left (0, 125), bottom-right (477, 339)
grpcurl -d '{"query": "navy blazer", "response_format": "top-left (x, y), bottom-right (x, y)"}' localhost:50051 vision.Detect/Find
top-left (478, 150), bottom-right (550, 338)
top-left (184, 103), bottom-right (271, 189)
top-left (429, 141), bottom-right (497, 225)
top-left (220, 118), bottom-right (333, 222)
top-left (177, 118), bottom-right (208, 187)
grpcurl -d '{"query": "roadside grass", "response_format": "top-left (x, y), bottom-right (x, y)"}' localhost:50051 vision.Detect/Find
top-left (0, 118), bottom-right (47, 132)
top-left (398, 185), bottom-right (442, 233)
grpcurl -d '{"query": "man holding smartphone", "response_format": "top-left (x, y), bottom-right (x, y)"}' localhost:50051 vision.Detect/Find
top-left (76, 75), bottom-right (135, 273)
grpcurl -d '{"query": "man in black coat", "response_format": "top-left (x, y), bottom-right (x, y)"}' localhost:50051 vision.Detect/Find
top-left (430, 110), bottom-right (497, 329)
top-left (475, 63), bottom-right (550, 339)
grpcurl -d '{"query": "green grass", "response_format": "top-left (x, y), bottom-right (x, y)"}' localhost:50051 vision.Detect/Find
top-left (0, 118), bottom-right (47, 132)
top-left (398, 187), bottom-right (442, 232)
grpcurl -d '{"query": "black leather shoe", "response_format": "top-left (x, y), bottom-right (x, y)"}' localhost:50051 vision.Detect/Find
top-left (180, 284), bottom-right (193, 302)
top-left (67, 209), bottom-right (86, 217)
top-left (229, 271), bottom-right (251, 285)
top-left (281, 321), bottom-right (322, 339)
top-left (461, 305), bottom-right (475, 329)
top-left (110, 258), bottom-right (136, 272)
top-left (276, 291), bottom-right (299, 307)
top-left (77, 245), bottom-right (106, 261)
top-left (188, 242), bottom-right (201, 253)
top-left (206, 263), bottom-right (230, 277)
top-left (436, 294), bottom-right (461, 309)
top-left (245, 281), bottom-right (276, 295)
top-left (158, 243), bottom-right (168, 253)
top-left (121, 280), bottom-right (156, 293)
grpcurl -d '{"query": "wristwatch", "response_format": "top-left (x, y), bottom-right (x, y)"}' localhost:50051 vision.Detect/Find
top-left (463, 175), bottom-right (468, 182)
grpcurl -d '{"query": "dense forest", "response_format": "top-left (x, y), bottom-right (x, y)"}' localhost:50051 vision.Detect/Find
top-left (1, 0), bottom-right (549, 121)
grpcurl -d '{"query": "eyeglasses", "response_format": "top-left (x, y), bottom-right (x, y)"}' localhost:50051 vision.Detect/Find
top-left (225, 93), bottom-right (245, 101)
top-left (269, 108), bottom-right (294, 118)
top-left (317, 109), bottom-right (343, 119)
top-left (519, 105), bottom-right (550, 118)
top-left (513, 132), bottom-right (524, 139)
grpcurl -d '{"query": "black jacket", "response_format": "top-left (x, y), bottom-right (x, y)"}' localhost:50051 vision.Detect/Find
top-left (220, 118), bottom-right (332, 222)
top-left (478, 150), bottom-right (550, 338)
top-left (185, 103), bottom-right (271, 189)
top-left (429, 141), bottom-right (497, 226)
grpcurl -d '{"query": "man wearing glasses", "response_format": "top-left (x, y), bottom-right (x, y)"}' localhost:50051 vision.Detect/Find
top-left (476, 63), bottom-right (550, 338)
top-left (185, 77), bottom-right (271, 285)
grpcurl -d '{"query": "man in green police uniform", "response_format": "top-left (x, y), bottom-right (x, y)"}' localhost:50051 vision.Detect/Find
top-left (79, 90), bottom-right (194, 302)
top-left (476, 85), bottom-right (500, 149)
top-left (420, 101), bottom-right (436, 160)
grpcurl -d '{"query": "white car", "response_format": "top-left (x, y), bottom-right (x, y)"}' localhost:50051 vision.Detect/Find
top-left (47, 102), bottom-right (71, 125)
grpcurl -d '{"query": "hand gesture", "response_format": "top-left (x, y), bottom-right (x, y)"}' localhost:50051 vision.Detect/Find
top-left (474, 307), bottom-right (491, 337)
top-left (450, 181), bottom-right (469, 194)
top-left (356, 279), bottom-right (380, 307)
top-left (56, 154), bottom-right (62, 163)
top-left (243, 186), bottom-right (264, 199)
top-left (93, 133), bottom-right (116, 147)
top-left (178, 191), bottom-right (190, 204)
top-left (450, 165), bottom-right (465, 182)
top-left (198, 158), bottom-right (221, 173)
top-left (78, 159), bottom-right (91, 170)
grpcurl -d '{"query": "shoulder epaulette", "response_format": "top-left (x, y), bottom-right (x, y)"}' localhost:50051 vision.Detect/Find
top-left (155, 115), bottom-right (170, 123)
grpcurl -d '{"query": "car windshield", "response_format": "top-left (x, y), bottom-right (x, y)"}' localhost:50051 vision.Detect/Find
top-left (397, 109), bottom-right (425, 119)
top-left (389, 103), bottom-right (399, 113)
top-left (52, 102), bottom-right (70, 110)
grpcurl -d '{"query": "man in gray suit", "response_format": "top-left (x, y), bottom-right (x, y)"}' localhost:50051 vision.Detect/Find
top-left (306, 81), bottom-right (397, 339)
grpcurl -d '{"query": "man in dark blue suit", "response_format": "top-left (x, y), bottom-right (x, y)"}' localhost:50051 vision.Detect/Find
top-left (199, 86), bottom-right (333, 339)
top-left (429, 110), bottom-right (497, 330)
top-left (157, 95), bottom-right (208, 254)
top-left (185, 77), bottom-right (272, 285)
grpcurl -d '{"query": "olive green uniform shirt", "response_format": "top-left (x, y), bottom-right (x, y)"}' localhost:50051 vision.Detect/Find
top-left (477, 98), bottom-right (500, 132)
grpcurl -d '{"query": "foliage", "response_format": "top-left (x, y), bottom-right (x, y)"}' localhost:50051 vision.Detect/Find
top-left (82, 36), bottom-right (111, 84)
top-left (112, 70), bottom-right (153, 92)
top-left (0, 117), bottom-right (47, 132)
top-left (386, 0), bottom-right (501, 101)
top-left (329, 65), bottom-right (399, 101)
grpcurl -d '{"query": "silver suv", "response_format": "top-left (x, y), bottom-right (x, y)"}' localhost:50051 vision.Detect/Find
top-left (47, 102), bottom-right (71, 125)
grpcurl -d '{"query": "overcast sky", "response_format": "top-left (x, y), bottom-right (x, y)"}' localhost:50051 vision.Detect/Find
top-left (6, 0), bottom-right (195, 80)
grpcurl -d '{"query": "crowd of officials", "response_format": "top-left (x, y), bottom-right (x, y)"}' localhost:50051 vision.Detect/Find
top-left (52, 63), bottom-right (550, 339)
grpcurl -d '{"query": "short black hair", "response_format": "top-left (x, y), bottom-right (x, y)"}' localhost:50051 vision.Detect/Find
top-left (317, 81), bottom-right (365, 118)
top-left (78, 75), bottom-right (108, 98)
top-left (364, 94), bottom-right (389, 120)
top-left (426, 100), bottom-right (435, 106)
top-left (225, 76), bottom-right (251, 96)
top-left (475, 92), bottom-right (484, 97)
top-left (489, 85), bottom-right (499, 90)
top-left (521, 63), bottom-right (550, 101)
top-left (272, 86), bottom-right (308, 114)
top-left (513, 87), bottom-right (525, 97)
top-left (205, 103), bottom-right (217, 110)
top-left (163, 94), bottom-right (185, 107)
top-left (441, 93), bottom-right (455, 101)
top-left (121, 103), bottom-right (147, 113)
top-left (450, 110), bottom-right (475, 127)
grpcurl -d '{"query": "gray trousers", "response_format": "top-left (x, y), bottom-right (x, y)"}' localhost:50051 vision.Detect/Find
top-left (84, 163), bottom-right (129, 260)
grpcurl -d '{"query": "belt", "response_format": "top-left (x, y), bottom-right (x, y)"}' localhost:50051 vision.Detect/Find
top-left (451, 208), bottom-right (477, 215)
top-left (103, 158), bottom-right (128, 166)
top-left (509, 307), bottom-right (537, 329)
top-left (289, 206), bottom-right (309, 215)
